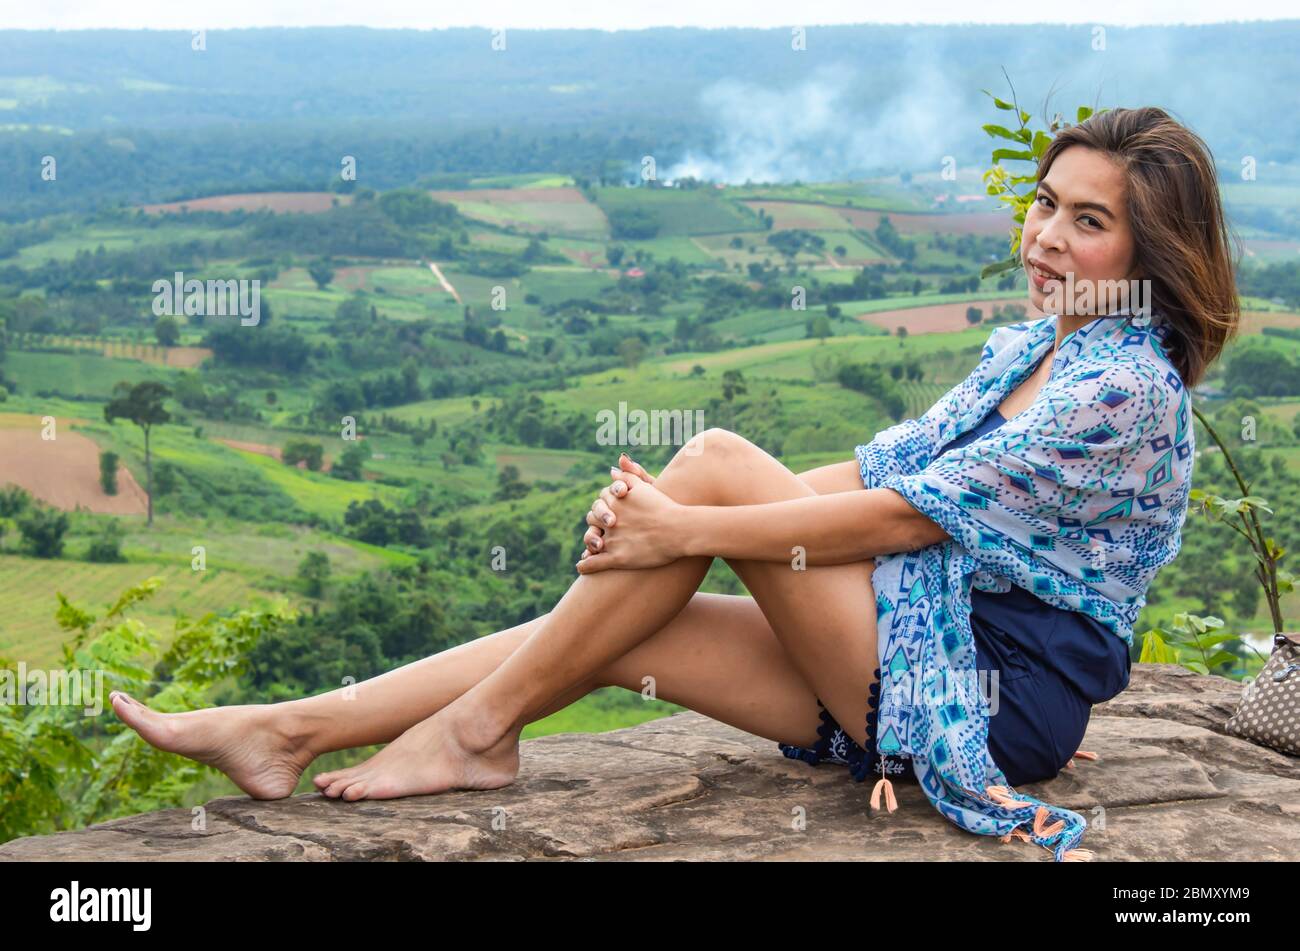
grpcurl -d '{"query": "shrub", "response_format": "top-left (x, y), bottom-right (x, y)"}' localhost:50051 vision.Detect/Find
top-left (85, 521), bottom-right (126, 563)
top-left (18, 504), bottom-right (69, 558)
top-left (99, 451), bottom-right (120, 495)
top-left (282, 439), bottom-right (324, 471)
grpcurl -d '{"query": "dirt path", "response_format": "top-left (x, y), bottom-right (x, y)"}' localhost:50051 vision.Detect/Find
top-left (427, 262), bottom-right (462, 303)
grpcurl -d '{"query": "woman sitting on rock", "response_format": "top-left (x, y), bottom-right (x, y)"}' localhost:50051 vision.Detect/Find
top-left (111, 105), bottom-right (1240, 862)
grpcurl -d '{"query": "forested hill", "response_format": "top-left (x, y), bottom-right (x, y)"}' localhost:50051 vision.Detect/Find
top-left (1, 22), bottom-right (1298, 219)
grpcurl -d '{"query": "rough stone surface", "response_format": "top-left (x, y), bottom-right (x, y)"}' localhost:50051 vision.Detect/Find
top-left (3, 664), bottom-right (1298, 861)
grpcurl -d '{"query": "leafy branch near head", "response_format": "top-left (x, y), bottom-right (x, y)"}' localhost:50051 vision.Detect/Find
top-left (978, 74), bottom-right (1106, 280)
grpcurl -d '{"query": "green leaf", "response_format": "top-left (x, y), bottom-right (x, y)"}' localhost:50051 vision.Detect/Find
top-left (991, 148), bottom-right (1035, 162)
top-left (980, 256), bottom-right (1020, 279)
top-left (1031, 130), bottom-right (1053, 160)
top-left (55, 594), bottom-right (96, 633)
top-left (982, 124), bottom-right (1022, 142)
top-left (104, 576), bottom-right (165, 620)
top-left (1204, 650), bottom-right (1241, 669)
top-left (1192, 632), bottom-right (1246, 649)
top-left (1139, 629), bottom-right (1180, 663)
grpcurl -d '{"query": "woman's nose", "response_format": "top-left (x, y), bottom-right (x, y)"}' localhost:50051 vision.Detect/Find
top-left (1034, 217), bottom-right (1067, 252)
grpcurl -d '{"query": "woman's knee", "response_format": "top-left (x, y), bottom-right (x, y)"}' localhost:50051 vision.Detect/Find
top-left (675, 427), bottom-right (746, 467)
top-left (656, 428), bottom-right (743, 502)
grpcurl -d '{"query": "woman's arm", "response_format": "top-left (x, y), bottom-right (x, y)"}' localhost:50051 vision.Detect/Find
top-left (681, 488), bottom-right (949, 566)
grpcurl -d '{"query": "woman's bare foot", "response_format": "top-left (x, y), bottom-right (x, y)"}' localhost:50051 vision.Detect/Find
top-left (109, 690), bottom-right (318, 800)
top-left (311, 705), bottom-right (519, 801)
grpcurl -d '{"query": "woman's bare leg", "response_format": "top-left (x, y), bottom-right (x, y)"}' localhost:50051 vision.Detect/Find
top-left (311, 433), bottom-right (882, 801)
top-left (107, 443), bottom-right (874, 800)
top-left (107, 589), bottom-right (832, 799)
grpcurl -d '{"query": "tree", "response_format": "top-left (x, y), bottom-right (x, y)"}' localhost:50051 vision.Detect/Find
top-left (331, 443), bottom-right (368, 481)
top-left (805, 314), bottom-right (832, 339)
top-left (297, 552), bottom-right (331, 599)
top-left (343, 499), bottom-right (391, 545)
top-left (104, 381), bottom-right (171, 526)
top-left (308, 259), bottom-right (335, 290)
top-left (617, 337), bottom-right (646, 368)
top-left (282, 439), bottom-right (325, 471)
top-left (154, 315), bottom-right (180, 347)
top-left (17, 504), bottom-right (69, 558)
top-left (0, 485), bottom-right (30, 518)
top-left (99, 451), bottom-right (119, 495)
top-left (495, 464), bottom-right (530, 501)
top-left (721, 369), bottom-right (747, 402)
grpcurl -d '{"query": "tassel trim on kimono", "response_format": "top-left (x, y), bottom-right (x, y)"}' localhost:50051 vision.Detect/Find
top-left (850, 670), bottom-right (908, 812)
top-left (775, 688), bottom-right (1099, 860)
top-left (984, 784), bottom-right (1096, 861)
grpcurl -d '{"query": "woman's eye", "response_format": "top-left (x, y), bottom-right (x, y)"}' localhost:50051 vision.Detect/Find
top-left (1080, 215), bottom-right (1102, 229)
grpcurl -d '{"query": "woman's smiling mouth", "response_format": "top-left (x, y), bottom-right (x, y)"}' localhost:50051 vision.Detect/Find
top-left (1027, 257), bottom-right (1067, 290)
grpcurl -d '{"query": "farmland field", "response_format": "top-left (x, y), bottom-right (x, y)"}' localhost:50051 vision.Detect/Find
top-left (140, 191), bottom-right (354, 214)
top-left (428, 187), bottom-right (609, 236)
top-left (854, 298), bottom-right (1028, 334)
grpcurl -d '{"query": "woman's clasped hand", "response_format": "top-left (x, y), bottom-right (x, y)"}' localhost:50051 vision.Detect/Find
top-left (576, 452), bottom-right (685, 574)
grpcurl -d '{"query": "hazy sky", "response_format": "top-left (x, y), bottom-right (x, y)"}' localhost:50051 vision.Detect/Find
top-left (1, 0), bottom-right (1294, 31)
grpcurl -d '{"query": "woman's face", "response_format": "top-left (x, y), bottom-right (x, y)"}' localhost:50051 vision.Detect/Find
top-left (1021, 145), bottom-right (1141, 317)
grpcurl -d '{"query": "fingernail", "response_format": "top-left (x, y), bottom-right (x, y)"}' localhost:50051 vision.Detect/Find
top-left (604, 514), bottom-right (613, 525)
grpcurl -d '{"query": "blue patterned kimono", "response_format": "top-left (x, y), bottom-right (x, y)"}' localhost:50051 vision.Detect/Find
top-left (856, 307), bottom-right (1193, 860)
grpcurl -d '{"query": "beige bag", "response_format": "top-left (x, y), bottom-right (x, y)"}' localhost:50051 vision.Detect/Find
top-left (1225, 632), bottom-right (1300, 756)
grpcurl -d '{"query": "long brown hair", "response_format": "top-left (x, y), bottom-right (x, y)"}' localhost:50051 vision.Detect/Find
top-left (1036, 106), bottom-right (1242, 388)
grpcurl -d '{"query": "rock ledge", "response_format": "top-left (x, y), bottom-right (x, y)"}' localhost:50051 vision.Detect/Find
top-left (3, 664), bottom-right (1298, 861)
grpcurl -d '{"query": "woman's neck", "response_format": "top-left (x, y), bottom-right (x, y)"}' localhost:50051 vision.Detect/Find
top-left (1054, 312), bottom-right (1113, 350)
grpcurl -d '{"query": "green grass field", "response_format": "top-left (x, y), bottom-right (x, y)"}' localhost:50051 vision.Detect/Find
top-left (593, 186), bottom-right (764, 236)
top-left (5, 351), bottom-right (180, 399)
top-left (0, 554), bottom-right (288, 666)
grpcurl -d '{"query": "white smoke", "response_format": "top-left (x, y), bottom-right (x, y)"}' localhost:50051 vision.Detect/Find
top-left (664, 36), bottom-right (966, 185)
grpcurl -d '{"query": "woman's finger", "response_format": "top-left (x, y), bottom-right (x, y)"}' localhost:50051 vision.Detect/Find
top-left (576, 550), bottom-right (614, 573)
top-left (618, 453), bottom-right (655, 484)
top-left (591, 498), bottom-right (615, 526)
top-left (585, 509), bottom-right (606, 530)
top-left (584, 527), bottom-right (604, 552)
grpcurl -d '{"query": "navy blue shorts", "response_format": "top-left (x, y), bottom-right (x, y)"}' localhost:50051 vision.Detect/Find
top-left (778, 584), bottom-right (1131, 787)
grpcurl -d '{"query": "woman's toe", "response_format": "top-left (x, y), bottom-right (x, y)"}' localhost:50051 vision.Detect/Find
top-left (323, 777), bottom-right (353, 798)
